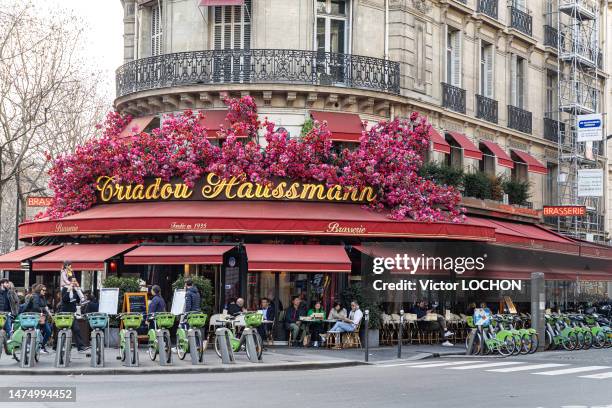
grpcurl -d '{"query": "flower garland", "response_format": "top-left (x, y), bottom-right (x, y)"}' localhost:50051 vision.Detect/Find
top-left (42, 96), bottom-right (464, 222)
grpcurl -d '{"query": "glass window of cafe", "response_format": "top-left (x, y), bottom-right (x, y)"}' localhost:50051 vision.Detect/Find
top-left (246, 272), bottom-right (343, 316)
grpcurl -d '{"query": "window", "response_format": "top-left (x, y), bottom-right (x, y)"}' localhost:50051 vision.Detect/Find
top-left (479, 144), bottom-right (496, 175)
top-left (513, 0), bottom-right (527, 11)
top-left (213, 0), bottom-right (251, 50)
top-left (446, 143), bottom-right (463, 169)
top-left (480, 41), bottom-right (494, 98)
top-left (316, 0), bottom-right (349, 53)
top-left (151, 3), bottom-right (162, 56)
top-left (545, 70), bottom-right (557, 117)
top-left (511, 54), bottom-right (526, 108)
top-left (415, 22), bottom-right (426, 87)
top-left (512, 162), bottom-right (528, 183)
top-left (545, 162), bottom-right (558, 205)
top-left (446, 27), bottom-right (461, 87)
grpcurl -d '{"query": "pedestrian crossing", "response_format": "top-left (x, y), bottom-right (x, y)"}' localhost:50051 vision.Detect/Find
top-left (376, 359), bottom-right (612, 380)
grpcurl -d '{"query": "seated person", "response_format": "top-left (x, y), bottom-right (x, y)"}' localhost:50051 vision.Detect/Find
top-left (328, 301), bottom-right (363, 334)
top-left (227, 297), bottom-right (246, 316)
top-left (411, 300), bottom-right (454, 347)
top-left (284, 296), bottom-right (306, 346)
top-left (257, 297), bottom-right (275, 341)
top-left (306, 300), bottom-right (325, 347)
top-left (327, 301), bottom-right (347, 321)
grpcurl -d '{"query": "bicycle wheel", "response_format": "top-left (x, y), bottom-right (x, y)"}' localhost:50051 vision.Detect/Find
top-left (562, 332), bottom-right (577, 351)
top-left (592, 332), bottom-right (606, 349)
top-left (511, 335), bottom-right (521, 356)
top-left (519, 334), bottom-right (531, 355)
top-left (498, 336), bottom-right (515, 357)
top-left (471, 332), bottom-right (483, 355)
top-left (581, 331), bottom-right (593, 350)
top-left (214, 335), bottom-right (222, 358)
top-left (529, 333), bottom-right (539, 354)
top-left (544, 330), bottom-right (553, 350)
top-left (147, 342), bottom-right (157, 361)
top-left (57, 332), bottom-right (66, 365)
top-left (176, 330), bottom-right (188, 360)
top-left (163, 331), bottom-right (172, 364)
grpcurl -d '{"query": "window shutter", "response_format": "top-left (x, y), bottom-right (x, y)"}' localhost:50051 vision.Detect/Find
top-left (485, 45), bottom-right (494, 98)
top-left (451, 30), bottom-right (462, 87)
top-left (510, 54), bottom-right (517, 106)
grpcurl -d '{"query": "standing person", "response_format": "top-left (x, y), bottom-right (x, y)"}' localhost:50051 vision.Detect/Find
top-left (28, 285), bottom-right (52, 354)
top-left (0, 278), bottom-right (19, 335)
top-left (148, 285), bottom-right (166, 313)
top-left (284, 296), bottom-right (306, 346)
top-left (307, 300), bottom-right (326, 347)
top-left (183, 279), bottom-right (201, 313)
top-left (61, 277), bottom-right (87, 352)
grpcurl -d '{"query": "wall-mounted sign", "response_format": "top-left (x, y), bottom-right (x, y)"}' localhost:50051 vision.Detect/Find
top-left (26, 196), bottom-right (53, 207)
top-left (577, 169), bottom-right (604, 197)
top-left (542, 205), bottom-right (587, 217)
top-left (576, 113), bottom-right (603, 142)
top-left (96, 173), bottom-right (377, 205)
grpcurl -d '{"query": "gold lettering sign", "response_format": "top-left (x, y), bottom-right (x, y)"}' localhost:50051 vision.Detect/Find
top-left (96, 174), bottom-right (377, 205)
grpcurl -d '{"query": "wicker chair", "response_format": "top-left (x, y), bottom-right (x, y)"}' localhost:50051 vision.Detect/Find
top-left (342, 322), bottom-right (362, 349)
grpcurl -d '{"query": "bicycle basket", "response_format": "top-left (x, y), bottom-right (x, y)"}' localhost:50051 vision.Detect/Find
top-left (54, 313), bottom-right (75, 329)
top-left (244, 312), bottom-right (263, 328)
top-left (121, 313), bottom-right (143, 329)
top-left (154, 313), bottom-right (176, 329)
top-left (0, 313), bottom-right (6, 328)
top-left (87, 313), bottom-right (109, 330)
top-left (186, 313), bottom-right (207, 328)
top-left (19, 313), bottom-right (41, 329)
top-left (466, 316), bottom-right (475, 328)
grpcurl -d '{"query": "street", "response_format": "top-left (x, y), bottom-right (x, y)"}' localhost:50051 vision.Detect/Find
top-left (0, 349), bottom-right (610, 408)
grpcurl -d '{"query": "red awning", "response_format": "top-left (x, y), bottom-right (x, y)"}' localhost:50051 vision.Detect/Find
top-left (310, 111), bottom-right (363, 142)
top-left (511, 150), bottom-right (547, 174)
top-left (200, 0), bottom-right (244, 5)
top-left (124, 245), bottom-right (235, 265)
top-left (0, 245), bottom-right (62, 270)
top-left (245, 244), bottom-right (351, 272)
top-left (32, 244), bottom-right (136, 271)
top-left (20, 201), bottom-right (495, 242)
top-left (480, 141), bottom-right (514, 168)
top-left (446, 132), bottom-right (483, 160)
top-left (118, 116), bottom-right (156, 139)
top-left (198, 110), bottom-right (247, 138)
top-left (429, 128), bottom-right (451, 154)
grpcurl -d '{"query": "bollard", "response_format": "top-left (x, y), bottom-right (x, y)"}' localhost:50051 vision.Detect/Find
top-left (242, 328), bottom-right (262, 363)
top-left (531, 272), bottom-right (546, 352)
top-left (397, 309), bottom-right (404, 359)
top-left (90, 330), bottom-right (105, 368)
top-left (54, 329), bottom-right (73, 368)
top-left (364, 309), bottom-right (369, 363)
top-left (187, 329), bottom-right (205, 365)
top-left (465, 328), bottom-right (477, 355)
top-left (123, 330), bottom-right (139, 367)
top-left (20, 330), bottom-right (37, 368)
top-left (157, 330), bottom-right (172, 366)
top-left (215, 328), bottom-right (235, 364)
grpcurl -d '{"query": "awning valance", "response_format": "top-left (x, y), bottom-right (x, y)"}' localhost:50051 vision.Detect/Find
top-left (429, 128), bottom-right (451, 154)
top-left (510, 150), bottom-right (547, 174)
top-left (118, 116), bottom-right (156, 140)
top-left (245, 244), bottom-right (351, 272)
top-left (310, 111), bottom-right (363, 142)
top-left (32, 244), bottom-right (136, 271)
top-left (200, 0), bottom-right (244, 5)
top-left (480, 141), bottom-right (514, 169)
top-left (0, 245), bottom-right (62, 270)
top-left (446, 132), bottom-right (483, 160)
top-left (198, 110), bottom-right (247, 138)
top-left (124, 245), bottom-right (235, 265)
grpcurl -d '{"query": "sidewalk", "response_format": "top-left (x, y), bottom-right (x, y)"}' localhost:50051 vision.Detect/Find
top-left (0, 344), bottom-right (467, 375)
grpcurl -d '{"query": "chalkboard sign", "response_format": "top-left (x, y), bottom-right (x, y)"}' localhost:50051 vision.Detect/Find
top-left (99, 288), bottom-right (119, 315)
top-left (170, 289), bottom-right (186, 316)
top-left (123, 292), bottom-right (148, 314)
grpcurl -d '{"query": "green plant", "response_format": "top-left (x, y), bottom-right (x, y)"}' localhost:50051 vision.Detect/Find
top-left (341, 283), bottom-right (382, 330)
top-left (463, 171), bottom-right (493, 200)
top-left (300, 118), bottom-right (314, 137)
top-left (490, 175), bottom-right (504, 201)
top-left (102, 276), bottom-right (140, 314)
top-left (419, 161), bottom-right (464, 188)
top-left (502, 178), bottom-right (531, 205)
top-left (172, 276), bottom-right (214, 316)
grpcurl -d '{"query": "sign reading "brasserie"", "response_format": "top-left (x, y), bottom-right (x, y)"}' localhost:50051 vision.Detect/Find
top-left (96, 173), bottom-right (377, 205)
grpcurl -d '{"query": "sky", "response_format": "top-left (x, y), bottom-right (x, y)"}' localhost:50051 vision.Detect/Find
top-left (39, 0), bottom-right (125, 102)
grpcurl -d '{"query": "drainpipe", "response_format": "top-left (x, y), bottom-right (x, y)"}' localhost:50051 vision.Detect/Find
top-left (384, 0), bottom-right (389, 60)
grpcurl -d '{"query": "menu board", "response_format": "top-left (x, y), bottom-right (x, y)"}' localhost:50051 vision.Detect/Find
top-left (98, 288), bottom-right (119, 315)
top-left (124, 292), bottom-right (148, 314)
top-left (171, 289), bottom-right (186, 316)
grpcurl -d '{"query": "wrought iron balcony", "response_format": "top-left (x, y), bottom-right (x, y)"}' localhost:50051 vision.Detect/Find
top-left (507, 105), bottom-right (532, 134)
top-left (477, 0), bottom-right (498, 19)
top-left (544, 25), bottom-right (558, 49)
top-left (475, 94), bottom-right (498, 124)
top-left (509, 6), bottom-right (532, 37)
top-left (116, 49), bottom-right (401, 98)
top-left (441, 83), bottom-right (466, 114)
top-left (543, 117), bottom-right (564, 143)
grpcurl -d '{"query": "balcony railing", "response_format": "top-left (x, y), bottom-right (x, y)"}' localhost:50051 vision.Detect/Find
top-left (507, 105), bottom-right (532, 134)
top-left (477, 0), bottom-right (498, 19)
top-left (441, 83), bottom-right (466, 114)
top-left (475, 94), bottom-right (498, 124)
top-left (509, 6), bottom-right (533, 36)
top-left (116, 49), bottom-right (401, 98)
top-left (543, 117), bottom-right (564, 143)
top-left (544, 25), bottom-right (558, 49)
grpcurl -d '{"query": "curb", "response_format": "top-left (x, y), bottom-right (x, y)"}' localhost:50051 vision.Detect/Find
top-left (0, 360), bottom-right (367, 376)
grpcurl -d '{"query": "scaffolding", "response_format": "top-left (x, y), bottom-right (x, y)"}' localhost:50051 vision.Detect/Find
top-left (553, 0), bottom-right (605, 242)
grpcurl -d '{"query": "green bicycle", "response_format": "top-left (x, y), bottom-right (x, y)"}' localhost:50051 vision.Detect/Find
top-left (214, 313), bottom-right (263, 360)
top-left (147, 312), bottom-right (175, 363)
top-left (118, 313), bottom-right (143, 365)
top-left (176, 311), bottom-right (207, 361)
top-left (54, 313), bottom-right (75, 367)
